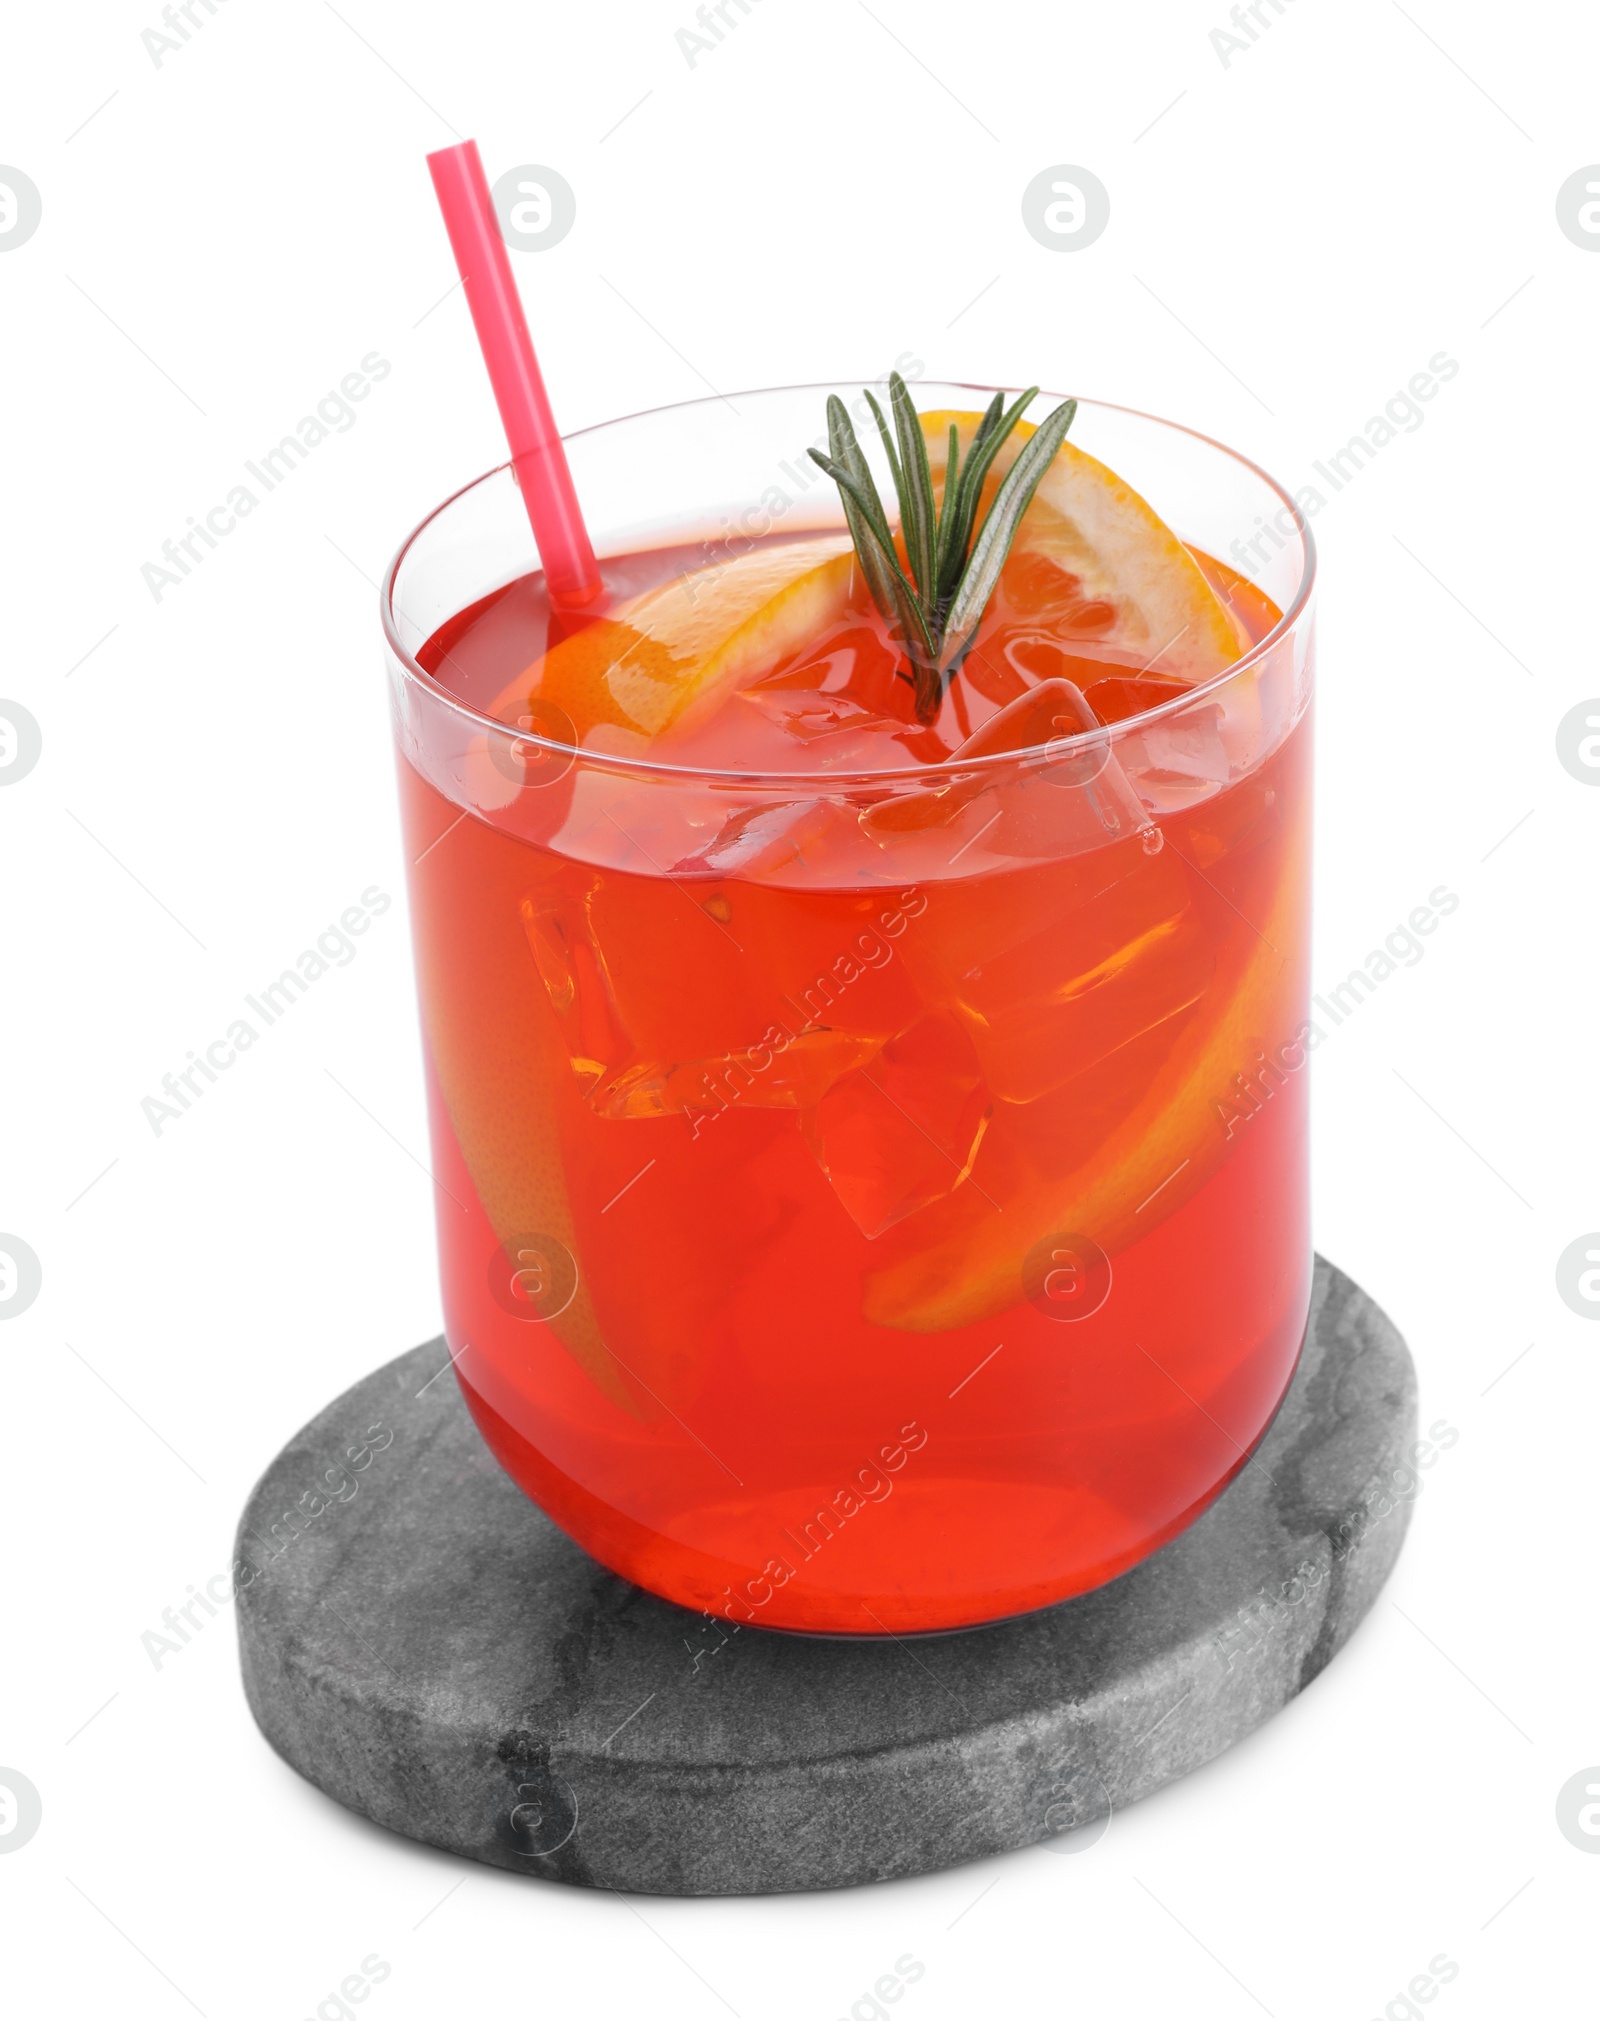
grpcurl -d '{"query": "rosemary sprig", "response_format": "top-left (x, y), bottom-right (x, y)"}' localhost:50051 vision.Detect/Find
top-left (808, 374), bottom-right (1077, 722)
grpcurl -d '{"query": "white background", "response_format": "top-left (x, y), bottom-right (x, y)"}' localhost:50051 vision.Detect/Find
top-left (3, 0), bottom-right (1597, 2014)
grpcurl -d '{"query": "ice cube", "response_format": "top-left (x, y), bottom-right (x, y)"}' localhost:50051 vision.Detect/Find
top-left (859, 681), bottom-right (1091, 838)
top-left (1016, 679), bottom-right (1160, 848)
top-left (589, 1027), bottom-right (884, 1121)
top-left (522, 855), bottom-right (923, 1122)
top-left (881, 840), bottom-right (1214, 1107)
top-left (802, 1013), bottom-right (991, 1238)
top-left (1080, 673), bottom-right (1191, 726)
top-left (953, 676), bottom-right (1098, 761)
top-left (1181, 773), bottom-right (1280, 870)
top-left (673, 799), bottom-right (839, 879)
top-left (737, 684), bottom-right (887, 743)
top-left (520, 886), bottom-right (627, 1097)
top-left (1119, 702), bottom-right (1231, 812)
top-left (955, 853), bottom-right (1214, 1105)
top-left (520, 868), bottom-right (778, 1106)
top-left (859, 677), bottom-right (1155, 857)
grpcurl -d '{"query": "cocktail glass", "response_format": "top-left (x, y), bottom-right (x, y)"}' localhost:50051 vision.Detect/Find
top-left (383, 382), bottom-right (1314, 1634)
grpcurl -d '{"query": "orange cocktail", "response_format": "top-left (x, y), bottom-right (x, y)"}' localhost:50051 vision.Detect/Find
top-left (386, 382), bottom-right (1314, 1632)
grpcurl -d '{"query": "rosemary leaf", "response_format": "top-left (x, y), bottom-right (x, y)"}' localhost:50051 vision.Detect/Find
top-left (936, 394), bottom-right (1002, 599)
top-left (941, 396), bottom-right (1078, 669)
top-left (806, 450), bottom-right (937, 669)
top-left (889, 373), bottom-right (938, 603)
top-left (862, 391), bottom-right (912, 574)
top-left (935, 420), bottom-right (961, 582)
top-left (821, 396), bottom-right (901, 630)
top-left (811, 379), bottom-right (1078, 723)
top-left (941, 386), bottom-right (1038, 595)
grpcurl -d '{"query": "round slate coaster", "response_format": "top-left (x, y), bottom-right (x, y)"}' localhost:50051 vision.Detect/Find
top-left (236, 1255), bottom-right (1415, 1895)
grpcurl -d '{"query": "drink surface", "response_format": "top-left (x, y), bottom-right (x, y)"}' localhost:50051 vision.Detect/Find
top-left (397, 516), bottom-right (1311, 1632)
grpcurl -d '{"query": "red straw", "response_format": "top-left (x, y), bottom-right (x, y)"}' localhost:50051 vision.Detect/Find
top-left (426, 140), bottom-right (602, 607)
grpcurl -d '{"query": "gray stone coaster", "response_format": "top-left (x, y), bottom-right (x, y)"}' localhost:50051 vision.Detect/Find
top-left (237, 1255), bottom-right (1415, 1895)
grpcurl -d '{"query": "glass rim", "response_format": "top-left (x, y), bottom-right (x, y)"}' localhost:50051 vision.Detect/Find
top-left (381, 382), bottom-right (1317, 792)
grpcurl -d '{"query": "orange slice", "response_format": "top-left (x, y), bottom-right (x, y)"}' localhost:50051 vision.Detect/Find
top-left (922, 409), bottom-right (1248, 678)
top-left (863, 793), bottom-right (1307, 1333)
top-left (406, 811), bottom-right (645, 1417)
top-left (507, 534), bottom-right (857, 742)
